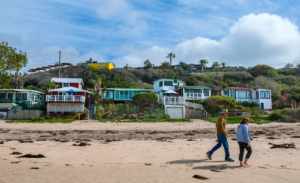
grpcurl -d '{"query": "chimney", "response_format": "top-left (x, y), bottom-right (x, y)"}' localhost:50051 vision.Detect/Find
top-left (218, 86), bottom-right (223, 90)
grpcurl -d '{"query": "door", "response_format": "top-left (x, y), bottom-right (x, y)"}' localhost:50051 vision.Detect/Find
top-left (166, 107), bottom-right (183, 119)
top-left (260, 103), bottom-right (264, 109)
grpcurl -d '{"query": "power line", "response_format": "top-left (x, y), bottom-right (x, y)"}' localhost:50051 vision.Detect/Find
top-left (26, 54), bottom-right (58, 67)
top-left (27, 52), bottom-right (58, 58)
top-left (61, 52), bottom-right (90, 59)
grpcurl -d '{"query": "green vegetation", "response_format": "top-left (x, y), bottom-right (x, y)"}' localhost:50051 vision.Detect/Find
top-left (98, 118), bottom-right (191, 123)
top-left (132, 93), bottom-right (158, 109)
top-left (203, 116), bottom-right (273, 124)
top-left (269, 108), bottom-right (300, 122)
top-left (0, 41), bottom-right (28, 89)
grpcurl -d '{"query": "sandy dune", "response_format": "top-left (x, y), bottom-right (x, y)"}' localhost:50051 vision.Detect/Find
top-left (0, 120), bottom-right (300, 183)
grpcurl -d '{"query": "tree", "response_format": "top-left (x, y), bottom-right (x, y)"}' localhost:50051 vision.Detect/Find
top-left (212, 62), bottom-right (220, 68)
top-left (221, 62), bottom-right (226, 68)
top-left (132, 93), bottom-right (158, 110)
top-left (179, 61), bottom-right (188, 70)
top-left (247, 64), bottom-right (278, 78)
top-left (248, 76), bottom-right (281, 96)
top-left (93, 78), bottom-right (107, 104)
top-left (0, 41), bottom-right (28, 89)
top-left (166, 52), bottom-right (175, 68)
top-left (284, 63), bottom-right (294, 69)
top-left (161, 61), bottom-right (170, 69)
top-left (44, 80), bottom-right (59, 94)
top-left (296, 63), bottom-right (300, 69)
top-left (144, 59), bottom-right (153, 70)
top-left (199, 59), bottom-right (209, 85)
top-left (204, 96), bottom-right (237, 112)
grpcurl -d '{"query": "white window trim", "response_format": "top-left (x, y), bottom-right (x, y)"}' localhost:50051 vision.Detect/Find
top-left (62, 83), bottom-right (70, 87)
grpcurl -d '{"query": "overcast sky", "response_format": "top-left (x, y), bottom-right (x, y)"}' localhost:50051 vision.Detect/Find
top-left (1, 0), bottom-right (300, 72)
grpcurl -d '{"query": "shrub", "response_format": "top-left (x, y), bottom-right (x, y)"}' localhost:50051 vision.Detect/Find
top-left (242, 101), bottom-right (250, 106)
top-left (80, 109), bottom-right (89, 120)
top-left (236, 101), bottom-right (243, 105)
top-left (204, 96), bottom-right (237, 111)
top-left (281, 117), bottom-right (298, 123)
top-left (250, 102), bottom-right (259, 107)
top-left (132, 93), bottom-right (158, 110)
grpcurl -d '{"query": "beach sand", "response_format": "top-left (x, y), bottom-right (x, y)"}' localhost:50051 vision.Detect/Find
top-left (0, 120), bottom-right (300, 183)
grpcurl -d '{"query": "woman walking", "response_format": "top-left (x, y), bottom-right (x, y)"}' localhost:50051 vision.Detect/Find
top-left (236, 117), bottom-right (252, 167)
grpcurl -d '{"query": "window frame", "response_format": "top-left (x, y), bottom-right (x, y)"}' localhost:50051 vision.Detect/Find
top-left (164, 81), bottom-right (173, 86)
top-left (159, 81), bottom-right (163, 87)
top-left (260, 91), bottom-right (265, 99)
top-left (204, 89), bottom-right (210, 97)
top-left (63, 83), bottom-right (70, 87)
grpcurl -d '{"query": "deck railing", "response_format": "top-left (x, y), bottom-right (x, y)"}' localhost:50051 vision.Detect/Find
top-left (158, 97), bottom-right (185, 105)
top-left (46, 95), bottom-right (85, 102)
top-left (184, 93), bottom-right (203, 99)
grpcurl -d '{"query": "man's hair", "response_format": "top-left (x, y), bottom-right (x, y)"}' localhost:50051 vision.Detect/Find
top-left (240, 117), bottom-right (250, 124)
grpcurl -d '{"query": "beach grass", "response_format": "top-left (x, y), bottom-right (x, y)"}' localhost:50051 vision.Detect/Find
top-left (98, 118), bottom-right (192, 123)
top-left (203, 116), bottom-right (273, 124)
top-left (7, 118), bottom-right (74, 123)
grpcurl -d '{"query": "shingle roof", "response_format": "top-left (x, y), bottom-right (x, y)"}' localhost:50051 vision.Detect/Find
top-left (52, 78), bottom-right (83, 84)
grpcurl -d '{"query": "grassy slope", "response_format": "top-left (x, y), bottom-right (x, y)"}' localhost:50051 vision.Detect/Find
top-left (98, 118), bottom-right (192, 123)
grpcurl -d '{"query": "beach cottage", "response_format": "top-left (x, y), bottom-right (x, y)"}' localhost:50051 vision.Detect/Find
top-left (0, 89), bottom-right (45, 119)
top-left (46, 78), bottom-right (92, 114)
top-left (214, 86), bottom-right (272, 110)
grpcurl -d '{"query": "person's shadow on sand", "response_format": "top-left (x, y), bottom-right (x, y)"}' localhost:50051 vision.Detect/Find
top-left (168, 159), bottom-right (224, 164)
top-left (193, 164), bottom-right (241, 170)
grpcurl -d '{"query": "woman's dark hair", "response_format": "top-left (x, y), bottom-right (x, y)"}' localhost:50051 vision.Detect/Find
top-left (240, 117), bottom-right (250, 124)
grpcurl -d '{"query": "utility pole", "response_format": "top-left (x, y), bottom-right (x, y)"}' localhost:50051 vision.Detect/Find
top-left (59, 51), bottom-right (61, 78)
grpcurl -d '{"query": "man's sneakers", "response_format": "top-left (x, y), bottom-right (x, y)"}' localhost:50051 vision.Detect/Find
top-left (206, 152), bottom-right (212, 160)
top-left (225, 158), bottom-right (235, 162)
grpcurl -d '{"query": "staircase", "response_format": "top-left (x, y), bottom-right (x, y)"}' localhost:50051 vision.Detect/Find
top-left (89, 104), bottom-right (95, 119)
top-left (7, 105), bottom-right (22, 119)
top-left (185, 101), bottom-right (207, 118)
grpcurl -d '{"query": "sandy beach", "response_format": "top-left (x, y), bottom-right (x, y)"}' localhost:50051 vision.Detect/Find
top-left (1, 120), bottom-right (300, 183)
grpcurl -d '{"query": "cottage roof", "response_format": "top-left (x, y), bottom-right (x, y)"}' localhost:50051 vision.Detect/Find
top-left (0, 89), bottom-right (44, 94)
top-left (49, 87), bottom-right (92, 93)
top-left (51, 78), bottom-right (83, 84)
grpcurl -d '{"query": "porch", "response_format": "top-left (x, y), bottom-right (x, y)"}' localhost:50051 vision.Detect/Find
top-left (46, 95), bottom-right (85, 103)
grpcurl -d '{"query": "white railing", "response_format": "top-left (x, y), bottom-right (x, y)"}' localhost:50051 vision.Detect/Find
top-left (46, 95), bottom-right (85, 103)
top-left (184, 93), bottom-right (203, 99)
top-left (185, 101), bottom-right (207, 117)
top-left (158, 97), bottom-right (185, 105)
top-left (236, 99), bottom-right (259, 104)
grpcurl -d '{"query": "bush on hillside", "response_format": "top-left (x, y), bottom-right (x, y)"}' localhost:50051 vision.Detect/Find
top-left (132, 93), bottom-right (158, 110)
top-left (269, 108), bottom-right (300, 122)
top-left (204, 96), bottom-right (237, 111)
top-left (247, 64), bottom-right (278, 78)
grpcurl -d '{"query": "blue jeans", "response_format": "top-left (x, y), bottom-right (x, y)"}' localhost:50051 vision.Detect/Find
top-left (208, 134), bottom-right (230, 160)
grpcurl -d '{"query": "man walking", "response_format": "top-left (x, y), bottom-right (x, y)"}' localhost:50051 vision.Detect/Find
top-left (206, 109), bottom-right (234, 162)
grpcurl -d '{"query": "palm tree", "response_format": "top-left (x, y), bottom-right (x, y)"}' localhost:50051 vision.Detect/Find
top-left (93, 78), bottom-right (107, 104)
top-left (221, 62), bottom-right (226, 68)
top-left (166, 52), bottom-right (175, 68)
top-left (199, 59), bottom-right (208, 85)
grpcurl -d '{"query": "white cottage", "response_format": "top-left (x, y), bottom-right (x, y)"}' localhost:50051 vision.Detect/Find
top-left (215, 87), bottom-right (272, 110)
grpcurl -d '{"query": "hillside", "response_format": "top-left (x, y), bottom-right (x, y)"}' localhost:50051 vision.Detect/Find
top-left (23, 65), bottom-right (300, 102)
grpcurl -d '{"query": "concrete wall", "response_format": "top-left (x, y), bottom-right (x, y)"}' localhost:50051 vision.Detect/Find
top-left (7, 110), bottom-right (44, 120)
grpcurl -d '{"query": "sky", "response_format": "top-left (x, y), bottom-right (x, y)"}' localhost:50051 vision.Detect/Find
top-left (1, 0), bottom-right (300, 72)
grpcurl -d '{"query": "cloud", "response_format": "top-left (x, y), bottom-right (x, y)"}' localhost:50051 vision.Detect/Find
top-left (115, 13), bottom-right (300, 68)
top-left (95, 0), bottom-right (147, 35)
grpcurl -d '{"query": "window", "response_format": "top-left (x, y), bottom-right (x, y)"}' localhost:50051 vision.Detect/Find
top-left (125, 91), bottom-right (129, 99)
top-left (159, 81), bottom-right (162, 87)
top-left (238, 91), bottom-right (247, 99)
top-left (256, 91), bottom-right (259, 99)
top-left (265, 91), bottom-right (270, 99)
top-left (224, 91), bottom-right (228, 95)
top-left (105, 91), bottom-right (112, 99)
top-left (63, 83), bottom-right (70, 87)
top-left (164, 81), bottom-right (173, 86)
top-left (231, 91), bottom-right (236, 98)
top-left (260, 91), bottom-right (265, 99)
top-left (204, 89), bottom-right (210, 96)
top-left (174, 79), bottom-right (177, 83)
top-left (116, 91), bottom-right (119, 99)
top-left (120, 91), bottom-right (124, 99)
top-left (0, 93), bottom-right (5, 100)
top-left (8, 93), bottom-right (13, 100)
top-left (129, 91), bottom-right (133, 99)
